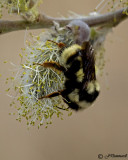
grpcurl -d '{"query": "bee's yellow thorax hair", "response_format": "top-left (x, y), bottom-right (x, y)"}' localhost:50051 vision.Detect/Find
top-left (75, 68), bottom-right (84, 82)
top-left (87, 81), bottom-right (100, 94)
top-left (61, 44), bottom-right (82, 64)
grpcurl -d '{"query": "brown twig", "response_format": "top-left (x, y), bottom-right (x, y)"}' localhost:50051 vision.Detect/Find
top-left (0, 7), bottom-right (127, 35)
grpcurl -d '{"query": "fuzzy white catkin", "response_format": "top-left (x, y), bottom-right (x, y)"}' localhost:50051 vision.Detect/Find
top-left (66, 20), bottom-right (90, 45)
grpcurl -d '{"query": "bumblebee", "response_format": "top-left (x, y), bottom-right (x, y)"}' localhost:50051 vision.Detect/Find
top-left (36, 20), bottom-right (100, 110)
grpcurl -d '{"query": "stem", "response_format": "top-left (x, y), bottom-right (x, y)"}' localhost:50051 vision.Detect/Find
top-left (0, 7), bottom-right (127, 35)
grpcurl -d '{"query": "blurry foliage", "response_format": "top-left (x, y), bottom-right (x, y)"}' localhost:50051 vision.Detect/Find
top-left (0, 0), bottom-right (42, 19)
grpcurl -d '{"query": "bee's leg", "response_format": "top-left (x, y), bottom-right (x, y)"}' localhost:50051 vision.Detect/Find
top-left (39, 90), bottom-right (69, 110)
top-left (35, 61), bottom-right (66, 72)
top-left (39, 88), bottom-right (74, 99)
top-left (39, 90), bottom-right (64, 99)
top-left (47, 40), bottom-right (65, 48)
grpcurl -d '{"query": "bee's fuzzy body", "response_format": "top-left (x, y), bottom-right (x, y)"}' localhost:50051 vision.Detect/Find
top-left (38, 20), bottom-right (100, 111)
top-left (61, 42), bottom-right (100, 110)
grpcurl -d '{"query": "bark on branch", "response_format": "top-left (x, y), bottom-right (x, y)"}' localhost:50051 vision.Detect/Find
top-left (0, 7), bottom-right (128, 35)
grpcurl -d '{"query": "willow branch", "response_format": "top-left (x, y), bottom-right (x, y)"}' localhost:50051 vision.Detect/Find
top-left (0, 7), bottom-right (128, 35)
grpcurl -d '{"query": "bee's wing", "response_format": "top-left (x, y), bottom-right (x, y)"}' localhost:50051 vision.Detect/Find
top-left (82, 42), bottom-right (96, 83)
